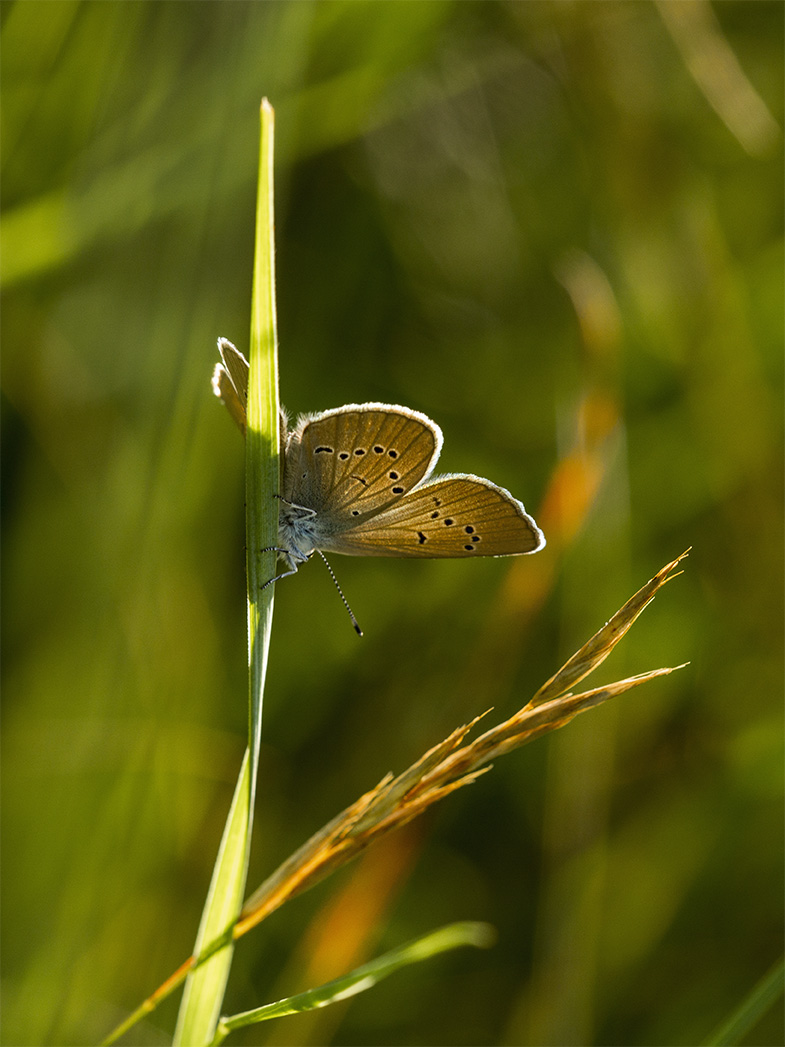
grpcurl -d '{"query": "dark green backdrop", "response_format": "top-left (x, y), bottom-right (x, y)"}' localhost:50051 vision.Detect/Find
top-left (2, 2), bottom-right (782, 1045)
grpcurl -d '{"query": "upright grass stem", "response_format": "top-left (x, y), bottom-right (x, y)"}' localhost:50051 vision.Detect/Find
top-left (172, 99), bottom-right (279, 1047)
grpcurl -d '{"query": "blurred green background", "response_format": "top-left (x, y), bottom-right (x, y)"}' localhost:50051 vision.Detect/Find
top-left (2, 2), bottom-right (782, 1045)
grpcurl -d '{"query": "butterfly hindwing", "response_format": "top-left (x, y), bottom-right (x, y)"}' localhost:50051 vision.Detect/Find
top-left (316, 474), bottom-right (544, 558)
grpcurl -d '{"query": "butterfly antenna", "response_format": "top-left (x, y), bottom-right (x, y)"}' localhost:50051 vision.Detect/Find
top-left (316, 551), bottom-right (363, 636)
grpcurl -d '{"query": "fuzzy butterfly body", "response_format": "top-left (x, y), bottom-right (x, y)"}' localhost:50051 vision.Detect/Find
top-left (213, 339), bottom-right (545, 586)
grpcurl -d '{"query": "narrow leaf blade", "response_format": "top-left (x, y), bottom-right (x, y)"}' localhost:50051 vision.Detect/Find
top-left (215, 922), bottom-right (496, 1042)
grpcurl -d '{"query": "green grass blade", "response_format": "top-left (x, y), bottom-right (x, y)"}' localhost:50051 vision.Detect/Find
top-left (703, 956), bottom-right (784, 1046)
top-left (172, 750), bottom-right (253, 1044)
top-left (245, 96), bottom-right (280, 758)
top-left (173, 98), bottom-right (279, 1047)
top-left (211, 922), bottom-right (496, 1044)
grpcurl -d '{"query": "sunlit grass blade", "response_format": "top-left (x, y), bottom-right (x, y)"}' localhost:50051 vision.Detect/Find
top-left (172, 750), bottom-right (254, 1043)
top-left (172, 98), bottom-right (280, 1047)
top-left (210, 922), bottom-right (496, 1045)
top-left (703, 955), bottom-right (785, 1046)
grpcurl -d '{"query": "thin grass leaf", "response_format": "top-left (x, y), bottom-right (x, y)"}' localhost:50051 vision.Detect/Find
top-left (702, 956), bottom-right (785, 1047)
top-left (210, 922), bottom-right (496, 1045)
top-left (172, 98), bottom-right (280, 1047)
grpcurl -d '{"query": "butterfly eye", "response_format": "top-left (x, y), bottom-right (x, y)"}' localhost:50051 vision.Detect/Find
top-left (388, 449), bottom-right (398, 459)
top-left (373, 445), bottom-right (384, 454)
top-left (354, 448), bottom-right (365, 456)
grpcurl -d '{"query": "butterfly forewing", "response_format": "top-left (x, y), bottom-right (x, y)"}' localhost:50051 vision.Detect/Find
top-left (285, 406), bottom-right (442, 522)
top-left (317, 475), bottom-right (544, 558)
top-left (218, 338), bottom-right (250, 405)
top-left (213, 339), bottom-right (251, 435)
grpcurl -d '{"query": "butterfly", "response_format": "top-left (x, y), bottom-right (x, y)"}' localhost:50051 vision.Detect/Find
top-left (213, 339), bottom-right (545, 631)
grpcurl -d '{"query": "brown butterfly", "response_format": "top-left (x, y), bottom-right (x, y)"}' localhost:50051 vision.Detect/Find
top-left (214, 339), bottom-right (545, 631)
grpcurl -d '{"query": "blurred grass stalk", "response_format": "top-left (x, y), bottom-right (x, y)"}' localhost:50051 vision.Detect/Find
top-left (172, 99), bottom-right (280, 1047)
top-left (103, 549), bottom-right (690, 1046)
top-left (234, 550), bottom-right (690, 938)
top-left (703, 955), bottom-right (785, 1047)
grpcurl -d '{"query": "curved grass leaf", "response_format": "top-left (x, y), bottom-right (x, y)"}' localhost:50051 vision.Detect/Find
top-left (211, 921), bottom-right (496, 1045)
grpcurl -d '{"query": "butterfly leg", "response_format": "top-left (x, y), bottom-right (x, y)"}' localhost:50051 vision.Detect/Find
top-left (257, 546), bottom-right (309, 592)
top-left (258, 565), bottom-right (297, 592)
top-left (274, 493), bottom-right (316, 515)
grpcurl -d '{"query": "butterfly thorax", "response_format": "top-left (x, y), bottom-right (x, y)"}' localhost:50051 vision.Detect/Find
top-left (278, 499), bottom-right (320, 565)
